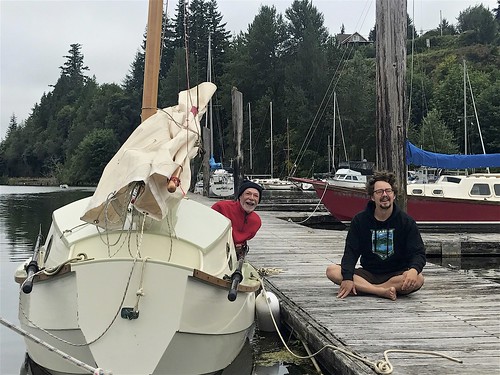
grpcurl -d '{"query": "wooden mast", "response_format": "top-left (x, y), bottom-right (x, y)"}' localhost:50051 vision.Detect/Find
top-left (375, 0), bottom-right (408, 211)
top-left (141, 0), bottom-right (163, 123)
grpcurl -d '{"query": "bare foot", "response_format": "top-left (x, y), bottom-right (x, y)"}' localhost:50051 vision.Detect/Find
top-left (380, 287), bottom-right (397, 301)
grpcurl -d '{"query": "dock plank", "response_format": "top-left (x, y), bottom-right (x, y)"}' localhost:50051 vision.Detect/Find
top-left (248, 209), bottom-right (500, 375)
top-left (188, 194), bottom-right (500, 375)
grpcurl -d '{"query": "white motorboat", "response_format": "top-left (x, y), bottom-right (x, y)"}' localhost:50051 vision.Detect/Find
top-left (210, 168), bottom-right (235, 198)
top-left (325, 168), bottom-right (368, 188)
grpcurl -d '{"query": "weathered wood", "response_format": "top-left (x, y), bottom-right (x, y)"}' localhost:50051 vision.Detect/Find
top-left (375, 0), bottom-right (408, 211)
top-left (247, 211), bottom-right (500, 374)
top-left (202, 127), bottom-right (211, 196)
top-left (140, 0), bottom-right (162, 122)
top-left (232, 87), bottom-right (244, 189)
top-left (189, 193), bottom-right (500, 374)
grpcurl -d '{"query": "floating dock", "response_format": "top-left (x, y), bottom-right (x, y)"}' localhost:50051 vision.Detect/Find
top-left (189, 193), bottom-right (500, 375)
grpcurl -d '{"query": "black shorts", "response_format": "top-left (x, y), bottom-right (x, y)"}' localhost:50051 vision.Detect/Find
top-left (354, 268), bottom-right (406, 284)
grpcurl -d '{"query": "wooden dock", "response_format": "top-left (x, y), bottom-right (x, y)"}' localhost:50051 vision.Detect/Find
top-left (188, 193), bottom-right (500, 375)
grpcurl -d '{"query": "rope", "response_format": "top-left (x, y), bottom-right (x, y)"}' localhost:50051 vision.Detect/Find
top-left (257, 267), bottom-right (284, 277)
top-left (18, 211), bottom-right (149, 347)
top-left (292, 182), bottom-right (329, 224)
top-left (0, 316), bottom-right (112, 375)
top-left (19, 253), bottom-right (90, 292)
top-left (258, 281), bottom-right (462, 374)
top-left (133, 256), bottom-right (150, 313)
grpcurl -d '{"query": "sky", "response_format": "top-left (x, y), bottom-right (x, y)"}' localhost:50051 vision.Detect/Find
top-left (1, 0), bottom-right (497, 141)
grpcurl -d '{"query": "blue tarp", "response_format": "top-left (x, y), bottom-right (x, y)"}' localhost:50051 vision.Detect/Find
top-left (406, 141), bottom-right (500, 169)
top-left (209, 156), bottom-right (222, 169)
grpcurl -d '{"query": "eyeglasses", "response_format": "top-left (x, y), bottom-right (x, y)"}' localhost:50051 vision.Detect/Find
top-left (373, 188), bottom-right (394, 196)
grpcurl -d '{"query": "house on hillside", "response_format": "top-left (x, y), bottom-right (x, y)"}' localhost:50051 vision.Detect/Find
top-left (336, 32), bottom-right (371, 47)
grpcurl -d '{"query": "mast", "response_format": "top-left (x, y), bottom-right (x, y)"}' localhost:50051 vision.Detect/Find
top-left (286, 118), bottom-right (290, 176)
top-left (463, 59), bottom-right (467, 156)
top-left (270, 101), bottom-right (273, 179)
top-left (141, 0), bottom-right (163, 123)
top-left (206, 33), bottom-right (214, 155)
top-left (332, 91), bottom-right (336, 172)
top-left (465, 61), bottom-right (490, 173)
top-left (249, 103), bottom-right (253, 171)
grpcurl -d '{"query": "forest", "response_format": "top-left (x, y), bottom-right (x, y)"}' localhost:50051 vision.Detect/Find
top-left (1, 0), bottom-right (499, 185)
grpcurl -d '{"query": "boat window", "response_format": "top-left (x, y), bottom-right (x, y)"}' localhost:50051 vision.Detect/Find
top-left (346, 176), bottom-right (352, 180)
top-left (432, 189), bottom-right (443, 195)
top-left (352, 176), bottom-right (358, 181)
top-left (470, 184), bottom-right (491, 196)
top-left (494, 184), bottom-right (500, 196)
top-left (443, 176), bottom-right (462, 184)
top-left (43, 236), bottom-right (53, 263)
top-left (411, 189), bottom-right (423, 195)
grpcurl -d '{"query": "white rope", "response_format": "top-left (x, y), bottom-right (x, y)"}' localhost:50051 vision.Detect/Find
top-left (18, 211), bottom-right (149, 347)
top-left (293, 181), bottom-right (329, 224)
top-left (0, 316), bottom-right (112, 375)
top-left (258, 281), bottom-right (462, 374)
top-left (134, 256), bottom-right (150, 313)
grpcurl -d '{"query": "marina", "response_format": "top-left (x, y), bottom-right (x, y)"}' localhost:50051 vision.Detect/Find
top-left (190, 193), bottom-right (500, 375)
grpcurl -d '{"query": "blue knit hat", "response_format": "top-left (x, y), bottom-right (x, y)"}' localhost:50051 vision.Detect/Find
top-left (237, 180), bottom-right (263, 203)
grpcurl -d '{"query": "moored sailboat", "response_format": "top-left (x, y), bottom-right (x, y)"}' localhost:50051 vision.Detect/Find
top-left (14, 2), bottom-right (261, 374)
top-left (293, 143), bottom-right (500, 231)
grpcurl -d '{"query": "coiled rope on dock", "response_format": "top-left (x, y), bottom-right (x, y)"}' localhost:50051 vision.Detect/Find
top-left (258, 280), bottom-right (463, 374)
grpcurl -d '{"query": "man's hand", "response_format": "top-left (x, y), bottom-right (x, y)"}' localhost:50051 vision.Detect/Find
top-left (337, 280), bottom-right (356, 299)
top-left (401, 268), bottom-right (418, 291)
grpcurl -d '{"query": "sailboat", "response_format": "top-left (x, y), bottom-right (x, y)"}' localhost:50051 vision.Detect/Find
top-left (14, 2), bottom-right (261, 374)
top-left (293, 75), bottom-right (500, 228)
top-left (291, 11), bottom-right (500, 231)
top-left (206, 34), bottom-right (234, 198)
top-left (252, 102), bottom-right (295, 191)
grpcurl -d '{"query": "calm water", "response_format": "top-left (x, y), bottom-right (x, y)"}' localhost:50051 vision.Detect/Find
top-left (0, 186), bottom-right (317, 375)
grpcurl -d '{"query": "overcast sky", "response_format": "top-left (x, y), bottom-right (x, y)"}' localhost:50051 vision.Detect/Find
top-left (1, 0), bottom-right (497, 141)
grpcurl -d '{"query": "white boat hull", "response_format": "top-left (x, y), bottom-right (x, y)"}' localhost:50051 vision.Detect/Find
top-left (16, 197), bottom-right (260, 375)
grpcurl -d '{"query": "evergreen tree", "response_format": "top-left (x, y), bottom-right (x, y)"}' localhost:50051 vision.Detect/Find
top-left (494, 1), bottom-right (500, 21)
top-left (408, 108), bottom-right (458, 154)
top-left (438, 19), bottom-right (457, 35)
top-left (60, 43), bottom-right (90, 84)
top-left (6, 114), bottom-right (18, 138)
top-left (282, 0), bottom-right (330, 175)
top-left (457, 5), bottom-right (498, 44)
top-left (65, 128), bottom-right (120, 185)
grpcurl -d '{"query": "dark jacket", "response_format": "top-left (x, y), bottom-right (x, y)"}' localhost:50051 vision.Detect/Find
top-left (341, 201), bottom-right (426, 281)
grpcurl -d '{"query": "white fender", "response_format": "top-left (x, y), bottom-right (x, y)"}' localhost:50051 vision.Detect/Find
top-left (255, 291), bottom-right (280, 332)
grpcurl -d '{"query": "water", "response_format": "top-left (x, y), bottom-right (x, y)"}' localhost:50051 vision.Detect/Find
top-left (0, 186), bottom-right (318, 375)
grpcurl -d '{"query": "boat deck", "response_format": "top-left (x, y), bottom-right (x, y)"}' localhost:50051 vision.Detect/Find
top-left (187, 194), bottom-right (500, 375)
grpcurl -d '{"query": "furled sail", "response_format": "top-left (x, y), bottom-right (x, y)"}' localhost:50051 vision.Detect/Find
top-left (406, 140), bottom-right (500, 169)
top-left (81, 82), bottom-right (216, 228)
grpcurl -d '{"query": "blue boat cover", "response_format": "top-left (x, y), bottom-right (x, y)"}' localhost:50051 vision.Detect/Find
top-left (406, 141), bottom-right (500, 169)
top-left (209, 156), bottom-right (222, 169)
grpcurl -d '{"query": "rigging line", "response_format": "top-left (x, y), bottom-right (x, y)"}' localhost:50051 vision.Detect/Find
top-left (181, 0), bottom-right (202, 158)
top-left (159, 0), bottom-right (169, 74)
top-left (183, 0), bottom-right (191, 92)
top-left (335, 94), bottom-right (349, 162)
top-left (407, 0), bottom-right (416, 130)
top-left (466, 68), bottom-right (488, 158)
top-left (291, 42), bottom-right (357, 175)
top-left (351, 0), bottom-right (373, 39)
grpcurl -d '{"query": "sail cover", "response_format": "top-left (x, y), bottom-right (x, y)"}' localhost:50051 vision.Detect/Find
top-left (406, 141), bottom-right (500, 169)
top-left (81, 82), bottom-right (216, 229)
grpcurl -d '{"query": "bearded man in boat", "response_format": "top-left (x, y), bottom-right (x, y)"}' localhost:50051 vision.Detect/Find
top-left (326, 171), bottom-right (426, 301)
top-left (212, 180), bottom-right (263, 259)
